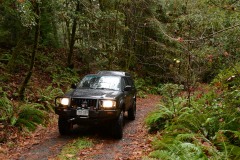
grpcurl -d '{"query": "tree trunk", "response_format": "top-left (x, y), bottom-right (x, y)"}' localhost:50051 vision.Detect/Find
top-left (19, 2), bottom-right (40, 100)
top-left (67, 1), bottom-right (80, 68)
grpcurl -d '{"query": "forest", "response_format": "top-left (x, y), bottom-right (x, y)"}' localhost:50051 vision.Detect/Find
top-left (0, 0), bottom-right (240, 159)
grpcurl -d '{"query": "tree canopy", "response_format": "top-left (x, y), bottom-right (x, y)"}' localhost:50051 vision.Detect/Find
top-left (0, 0), bottom-right (239, 158)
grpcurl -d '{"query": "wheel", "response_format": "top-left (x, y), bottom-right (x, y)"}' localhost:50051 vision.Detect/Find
top-left (128, 101), bottom-right (136, 120)
top-left (58, 116), bottom-right (72, 135)
top-left (112, 111), bottom-right (124, 139)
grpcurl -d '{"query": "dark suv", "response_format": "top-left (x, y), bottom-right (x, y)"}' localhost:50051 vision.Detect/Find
top-left (55, 71), bottom-right (136, 139)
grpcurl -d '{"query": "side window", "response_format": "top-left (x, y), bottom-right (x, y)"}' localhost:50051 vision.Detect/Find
top-left (121, 78), bottom-right (126, 90)
top-left (126, 77), bottom-right (134, 87)
top-left (121, 77), bottom-right (133, 90)
top-left (123, 77), bottom-right (130, 86)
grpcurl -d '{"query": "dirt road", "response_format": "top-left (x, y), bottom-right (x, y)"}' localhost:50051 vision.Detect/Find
top-left (9, 95), bottom-right (160, 160)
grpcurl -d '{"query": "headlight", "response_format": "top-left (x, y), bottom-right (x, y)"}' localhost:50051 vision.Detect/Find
top-left (101, 100), bottom-right (116, 108)
top-left (61, 98), bottom-right (70, 106)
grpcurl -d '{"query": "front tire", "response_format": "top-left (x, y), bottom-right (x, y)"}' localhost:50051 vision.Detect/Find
top-left (58, 116), bottom-right (72, 135)
top-left (112, 111), bottom-right (124, 139)
top-left (128, 101), bottom-right (136, 120)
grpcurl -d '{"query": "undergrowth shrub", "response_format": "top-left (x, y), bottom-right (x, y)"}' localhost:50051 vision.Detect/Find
top-left (0, 71), bottom-right (11, 82)
top-left (145, 104), bottom-right (174, 133)
top-left (134, 78), bottom-right (162, 98)
top-left (224, 88), bottom-right (240, 108)
top-left (16, 104), bottom-right (47, 131)
top-left (37, 86), bottom-right (64, 112)
top-left (212, 62), bottom-right (240, 90)
top-left (1, 86), bottom-right (62, 132)
top-left (150, 139), bottom-right (210, 160)
top-left (159, 83), bottom-right (184, 108)
top-left (0, 94), bottom-right (14, 124)
top-left (0, 93), bottom-right (48, 133)
top-left (48, 67), bottom-right (79, 87)
top-left (146, 84), bottom-right (240, 159)
top-left (145, 83), bottom-right (185, 133)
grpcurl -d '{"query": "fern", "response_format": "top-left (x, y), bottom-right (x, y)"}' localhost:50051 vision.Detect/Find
top-left (38, 86), bottom-right (63, 101)
top-left (212, 61), bottom-right (240, 90)
top-left (226, 144), bottom-right (240, 160)
top-left (16, 104), bottom-right (46, 131)
top-left (176, 133), bottom-right (198, 142)
top-left (215, 131), bottom-right (240, 160)
top-left (0, 95), bottom-right (13, 122)
top-left (37, 86), bottom-right (63, 112)
top-left (16, 118), bottom-right (37, 131)
top-left (149, 150), bottom-right (176, 160)
top-left (145, 104), bottom-right (174, 132)
top-left (150, 140), bottom-right (208, 160)
top-left (176, 112), bottom-right (204, 134)
top-left (51, 67), bottom-right (79, 87)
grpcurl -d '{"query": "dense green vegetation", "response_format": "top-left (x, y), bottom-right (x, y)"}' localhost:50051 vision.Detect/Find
top-left (146, 80), bottom-right (240, 159)
top-left (0, 0), bottom-right (239, 158)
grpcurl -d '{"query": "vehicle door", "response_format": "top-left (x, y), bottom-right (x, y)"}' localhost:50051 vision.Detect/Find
top-left (126, 77), bottom-right (136, 107)
top-left (122, 77), bottom-right (132, 110)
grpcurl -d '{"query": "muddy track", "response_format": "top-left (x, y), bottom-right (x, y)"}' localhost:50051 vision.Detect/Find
top-left (11, 95), bottom-right (160, 160)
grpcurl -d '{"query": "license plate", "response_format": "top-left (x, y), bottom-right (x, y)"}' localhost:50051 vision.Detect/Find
top-left (76, 109), bottom-right (89, 116)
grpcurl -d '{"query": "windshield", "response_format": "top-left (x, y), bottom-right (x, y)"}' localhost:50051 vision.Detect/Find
top-left (78, 75), bottom-right (121, 91)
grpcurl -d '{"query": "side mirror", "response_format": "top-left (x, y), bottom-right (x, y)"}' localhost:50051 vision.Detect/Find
top-left (71, 83), bottom-right (77, 89)
top-left (124, 85), bottom-right (132, 91)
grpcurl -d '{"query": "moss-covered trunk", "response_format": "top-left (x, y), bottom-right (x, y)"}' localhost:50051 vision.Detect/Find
top-left (19, 2), bottom-right (40, 100)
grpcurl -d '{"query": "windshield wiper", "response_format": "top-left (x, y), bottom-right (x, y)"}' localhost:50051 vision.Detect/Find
top-left (78, 87), bottom-right (95, 89)
top-left (96, 87), bottom-right (108, 90)
top-left (96, 87), bottom-right (117, 90)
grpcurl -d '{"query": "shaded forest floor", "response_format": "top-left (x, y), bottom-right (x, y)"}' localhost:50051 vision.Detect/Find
top-left (0, 48), bottom-right (161, 159)
top-left (1, 95), bottom-right (160, 160)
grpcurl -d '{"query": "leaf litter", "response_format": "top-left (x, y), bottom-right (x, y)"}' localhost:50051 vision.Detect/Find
top-left (0, 95), bottom-right (160, 160)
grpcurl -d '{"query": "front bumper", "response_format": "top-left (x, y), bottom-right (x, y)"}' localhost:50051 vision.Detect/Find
top-left (55, 107), bottom-right (120, 125)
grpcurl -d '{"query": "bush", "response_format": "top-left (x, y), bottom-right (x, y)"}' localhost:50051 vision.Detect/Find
top-left (0, 93), bottom-right (47, 132)
top-left (0, 94), bottom-right (14, 124)
top-left (37, 86), bottom-right (64, 112)
top-left (134, 78), bottom-right (162, 98)
top-left (16, 104), bottom-right (47, 131)
top-left (212, 62), bottom-right (240, 90)
top-left (49, 67), bottom-right (79, 87)
top-left (146, 85), bottom-right (240, 159)
top-left (145, 104), bottom-right (174, 133)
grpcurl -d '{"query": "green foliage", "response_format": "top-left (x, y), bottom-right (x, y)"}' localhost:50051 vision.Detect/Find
top-left (58, 138), bottom-right (93, 160)
top-left (17, 0), bottom-right (37, 28)
top-left (0, 70), bottom-right (11, 83)
top-left (224, 89), bottom-right (240, 108)
top-left (16, 104), bottom-right (46, 131)
top-left (150, 140), bottom-right (208, 160)
top-left (146, 84), bottom-right (240, 159)
top-left (48, 67), bottom-right (79, 87)
top-left (37, 86), bottom-right (64, 112)
top-left (145, 104), bottom-right (174, 133)
top-left (40, 0), bottom-right (60, 47)
top-left (212, 62), bottom-right (240, 90)
top-left (0, 53), bottom-right (11, 64)
top-left (0, 94), bottom-right (14, 123)
top-left (160, 83), bottom-right (184, 100)
top-left (134, 78), bottom-right (162, 98)
top-left (0, 94), bottom-right (49, 133)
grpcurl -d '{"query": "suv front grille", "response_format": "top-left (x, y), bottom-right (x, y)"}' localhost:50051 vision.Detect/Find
top-left (71, 98), bottom-right (98, 109)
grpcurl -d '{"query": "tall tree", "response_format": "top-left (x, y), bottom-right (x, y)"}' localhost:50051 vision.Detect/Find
top-left (19, 0), bottom-right (40, 100)
top-left (67, 0), bottom-right (81, 68)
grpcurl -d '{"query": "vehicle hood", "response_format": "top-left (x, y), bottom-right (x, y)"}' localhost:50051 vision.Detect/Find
top-left (65, 89), bottom-right (121, 99)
